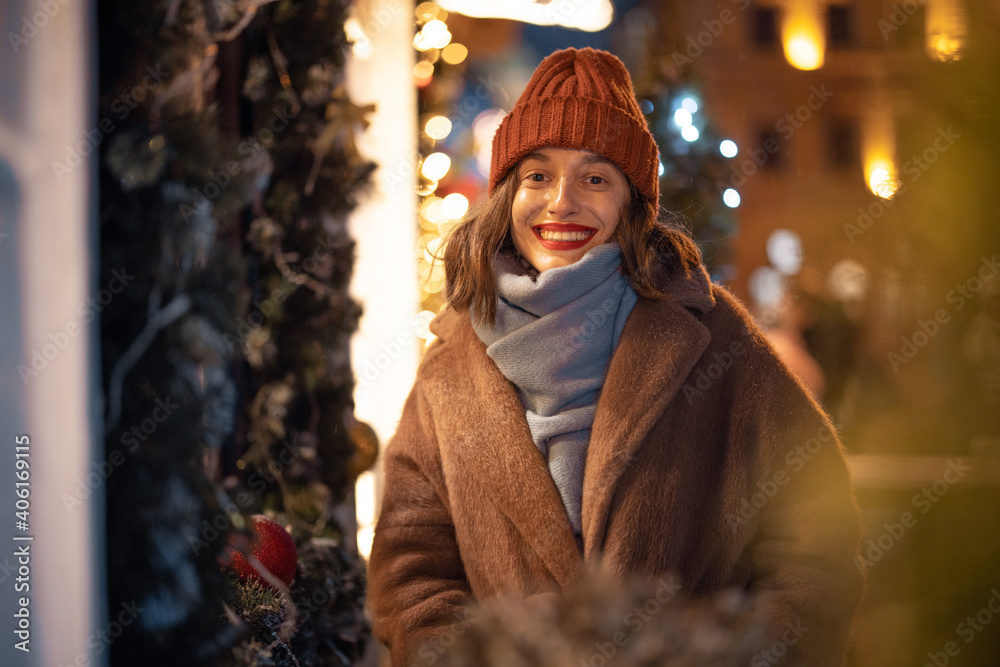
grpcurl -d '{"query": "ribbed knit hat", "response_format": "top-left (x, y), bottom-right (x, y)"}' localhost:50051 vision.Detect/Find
top-left (489, 47), bottom-right (660, 204)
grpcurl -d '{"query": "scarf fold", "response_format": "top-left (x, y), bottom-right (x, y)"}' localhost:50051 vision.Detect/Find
top-left (471, 242), bottom-right (638, 537)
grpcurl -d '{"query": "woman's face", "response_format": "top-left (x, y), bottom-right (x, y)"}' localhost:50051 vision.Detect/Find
top-left (510, 147), bottom-right (630, 272)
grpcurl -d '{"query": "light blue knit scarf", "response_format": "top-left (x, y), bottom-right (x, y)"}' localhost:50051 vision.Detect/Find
top-left (471, 241), bottom-right (638, 538)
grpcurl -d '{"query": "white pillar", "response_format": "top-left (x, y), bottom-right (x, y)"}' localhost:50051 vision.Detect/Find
top-left (345, 0), bottom-right (419, 561)
top-left (0, 0), bottom-right (104, 665)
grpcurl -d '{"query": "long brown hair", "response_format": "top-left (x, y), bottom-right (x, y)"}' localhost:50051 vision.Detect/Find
top-left (441, 166), bottom-right (703, 327)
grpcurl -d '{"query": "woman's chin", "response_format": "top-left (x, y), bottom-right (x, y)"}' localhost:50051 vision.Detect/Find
top-left (522, 242), bottom-right (605, 272)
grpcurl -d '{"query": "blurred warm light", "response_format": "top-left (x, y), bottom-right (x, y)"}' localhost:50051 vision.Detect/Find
top-left (420, 262), bottom-right (447, 293)
top-left (421, 152), bottom-right (451, 180)
top-left (416, 1), bottom-right (447, 22)
top-left (425, 115), bottom-right (452, 140)
top-left (441, 42), bottom-right (468, 65)
top-left (673, 108), bottom-right (693, 127)
top-left (862, 100), bottom-right (898, 199)
top-left (781, 2), bottom-right (825, 70)
top-left (421, 19), bottom-right (451, 49)
top-left (356, 470), bottom-right (377, 526)
top-left (436, 0), bottom-right (614, 32)
top-left (356, 470), bottom-right (377, 558)
top-left (723, 188), bottom-right (741, 208)
top-left (416, 232), bottom-right (436, 259)
top-left (828, 259), bottom-right (870, 303)
top-left (867, 165), bottom-right (899, 199)
top-left (925, 0), bottom-right (967, 61)
top-left (344, 17), bottom-right (372, 60)
top-left (681, 125), bottom-right (699, 142)
top-left (425, 236), bottom-right (444, 264)
top-left (720, 139), bottom-right (738, 158)
top-left (422, 197), bottom-right (445, 224)
top-left (473, 108), bottom-right (506, 142)
top-left (412, 310), bottom-right (436, 340)
top-left (441, 193), bottom-right (469, 219)
top-left (749, 266), bottom-right (786, 309)
top-left (357, 525), bottom-right (374, 559)
top-left (413, 61), bottom-right (435, 80)
top-left (767, 229), bottom-right (803, 275)
top-left (472, 108), bottom-right (506, 177)
top-left (413, 32), bottom-right (431, 51)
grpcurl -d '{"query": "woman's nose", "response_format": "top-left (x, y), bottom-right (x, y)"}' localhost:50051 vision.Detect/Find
top-left (547, 177), bottom-right (578, 218)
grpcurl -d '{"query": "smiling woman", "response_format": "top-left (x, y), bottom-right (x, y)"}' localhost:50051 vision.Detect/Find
top-left (368, 47), bottom-right (864, 667)
top-left (510, 148), bottom-right (629, 271)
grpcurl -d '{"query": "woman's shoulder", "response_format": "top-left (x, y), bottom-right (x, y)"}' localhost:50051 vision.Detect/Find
top-left (701, 282), bottom-right (770, 348)
top-left (414, 304), bottom-right (477, 378)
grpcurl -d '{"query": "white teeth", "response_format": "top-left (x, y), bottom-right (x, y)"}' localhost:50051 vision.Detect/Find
top-left (537, 229), bottom-right (594, 241)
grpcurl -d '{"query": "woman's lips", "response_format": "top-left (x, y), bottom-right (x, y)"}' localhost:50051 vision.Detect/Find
top-left (532, 223), bottom-right (597, 250)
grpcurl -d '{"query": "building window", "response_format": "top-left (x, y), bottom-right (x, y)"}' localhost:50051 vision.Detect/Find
top-left (827, 119), bottom-right (860, 170)
top-left (827, 5), bottom-right (854, 48)
top-left (750, 6), bottom-right (780, 49)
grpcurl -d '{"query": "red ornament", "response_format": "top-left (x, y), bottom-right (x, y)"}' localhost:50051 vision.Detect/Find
top-left (224, 514), bottom-right (298, 590)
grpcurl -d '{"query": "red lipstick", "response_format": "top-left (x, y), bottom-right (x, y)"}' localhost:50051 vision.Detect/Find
top-left (532, 223), bottom-right (597, 250)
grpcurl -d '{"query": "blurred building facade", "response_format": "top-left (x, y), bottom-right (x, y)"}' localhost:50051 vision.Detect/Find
top-left (650, 2), bottom-right (1000, 665)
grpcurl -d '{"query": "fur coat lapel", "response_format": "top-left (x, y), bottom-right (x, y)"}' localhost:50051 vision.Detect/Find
top-left (426, 264), bottom-right (716, 582)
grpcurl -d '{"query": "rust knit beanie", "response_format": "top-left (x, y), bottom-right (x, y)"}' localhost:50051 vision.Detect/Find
top-left (489, 47), bottom-right (660, 204)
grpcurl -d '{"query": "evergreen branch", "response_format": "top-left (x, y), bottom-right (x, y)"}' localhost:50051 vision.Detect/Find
top-left (105, 293), bottom-right (193, 434)
top-left (266, 26), bottom-right (302, 114)
top-left (216, 0), bottom-right (280, 42)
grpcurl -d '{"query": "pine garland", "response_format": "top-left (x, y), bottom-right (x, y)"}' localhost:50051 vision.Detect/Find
top-left (98, 0), bottom-right (374, 664)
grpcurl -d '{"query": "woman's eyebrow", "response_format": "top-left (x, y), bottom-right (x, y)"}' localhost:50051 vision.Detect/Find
top-left (580, 154), bottom-right (617, 168)
top-left (520, 150), bottom-right (550, 163)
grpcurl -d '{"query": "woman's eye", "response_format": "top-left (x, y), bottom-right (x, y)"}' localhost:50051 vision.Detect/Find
top-left (528, 173), bottom-right (545, 182)
top-left (588, 176), bottom-right (606, 185)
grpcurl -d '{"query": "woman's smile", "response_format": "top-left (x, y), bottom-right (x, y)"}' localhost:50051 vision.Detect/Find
top-left (533, 223), bottom-right (597, 249)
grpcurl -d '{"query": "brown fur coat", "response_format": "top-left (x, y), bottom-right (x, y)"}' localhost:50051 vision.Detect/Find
top-left (367, 263), bottom-right (864, 666)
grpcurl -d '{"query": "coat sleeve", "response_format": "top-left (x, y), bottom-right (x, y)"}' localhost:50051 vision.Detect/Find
top-left (745, 348), bottom-right (865, 667)
top-left (367, 382), bottom-right (473, 666)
